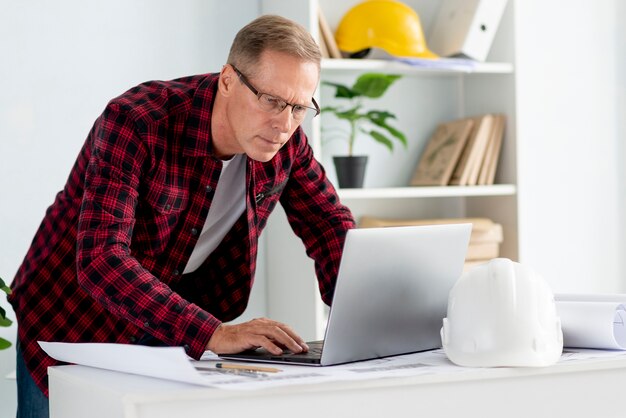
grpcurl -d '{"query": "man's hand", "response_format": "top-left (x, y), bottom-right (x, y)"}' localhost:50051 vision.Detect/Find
top-left (206, 318), bottom-right (309, 355)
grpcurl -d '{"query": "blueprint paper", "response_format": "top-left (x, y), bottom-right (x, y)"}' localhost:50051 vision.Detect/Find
top-left (555, 294), bottom-right (626, 350)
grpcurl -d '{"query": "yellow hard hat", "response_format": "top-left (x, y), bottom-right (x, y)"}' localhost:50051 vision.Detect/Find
top-left (335, 0), bottom-right (438, 59)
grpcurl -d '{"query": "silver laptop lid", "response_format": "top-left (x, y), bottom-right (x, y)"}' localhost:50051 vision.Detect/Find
top-left (320, 223), bottom-right (471, 365)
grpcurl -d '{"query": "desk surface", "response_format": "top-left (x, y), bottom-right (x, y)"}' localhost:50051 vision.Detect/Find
top-left (49, 354), bottom-right (626, 418)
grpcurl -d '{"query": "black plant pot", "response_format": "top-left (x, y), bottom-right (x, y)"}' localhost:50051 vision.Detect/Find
top-left (333, 155), bottom-right (368, 188)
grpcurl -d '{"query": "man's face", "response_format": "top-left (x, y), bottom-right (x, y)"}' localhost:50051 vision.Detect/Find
top-left (220, 50), bottom-right (319, 162)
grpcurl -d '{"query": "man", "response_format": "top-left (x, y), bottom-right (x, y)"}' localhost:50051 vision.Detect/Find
top-left (9, 14), bottom-right (355, 416)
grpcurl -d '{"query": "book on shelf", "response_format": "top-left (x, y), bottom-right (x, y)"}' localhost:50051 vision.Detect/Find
top-left (449, 114), bottom-right (494, 186)
top-left (359, 216), bottom-right (503, 268)
top-left (463, 259), bottom-right (489, 272)
top-left (359, 216), bottom-right (502, 242)
top-left (428, 0), bottom-right (509, 62)
top-left (410, 118), bottom-right (475, 186)
top-left (318, 6), bottom-right (342, 59)
top-left (477, 114), bottom-right (506, 185)
top-left (411, 113), bottom-right (506, 187)
top-left (465, 242), bottom-right (500, 261)
top-left (318, 30), bottom-right (330, 59)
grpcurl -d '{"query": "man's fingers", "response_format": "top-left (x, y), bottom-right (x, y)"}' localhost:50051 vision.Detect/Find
top-left (206, 318), bottom-right (308, 354)
top-left (244, 319), bottom-right (302, 354)
top-left (270, 321), bottom-right (309, 352)
top-left (246, 334), bottom-right (282, 355)
top-left (251, 318), bottom-right (308, 352)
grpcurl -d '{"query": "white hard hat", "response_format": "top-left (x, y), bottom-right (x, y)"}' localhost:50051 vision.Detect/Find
top-left (441, 258), bottom-right (563, 367)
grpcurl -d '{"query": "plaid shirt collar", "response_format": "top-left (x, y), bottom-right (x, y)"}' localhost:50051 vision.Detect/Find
top-left (183, 73), bottom-right (220, 159)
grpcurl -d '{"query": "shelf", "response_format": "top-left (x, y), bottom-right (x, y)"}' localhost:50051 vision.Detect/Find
top-left (337, 184), bottom-right (517, 200)
top-left (321, 58), bottom-right (514, 75)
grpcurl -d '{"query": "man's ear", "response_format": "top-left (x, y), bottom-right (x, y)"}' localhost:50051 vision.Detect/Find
top-left (218, 65), bottom-right (236, 97)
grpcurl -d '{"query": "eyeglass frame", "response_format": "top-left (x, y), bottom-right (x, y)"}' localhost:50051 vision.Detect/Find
top-left (230, 64), bottom-right (321, 120)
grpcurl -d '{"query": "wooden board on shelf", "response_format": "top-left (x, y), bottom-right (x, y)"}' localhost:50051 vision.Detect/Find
top-left (410, 118), bottom-right (475, 186)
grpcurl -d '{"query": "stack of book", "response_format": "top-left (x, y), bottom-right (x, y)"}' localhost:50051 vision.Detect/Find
top-left (410, 114), bottom-right (506, 186)
top-left (318, 7), bottom-right (342, 59)
top-left (359, 216), bottom-right (503, 272)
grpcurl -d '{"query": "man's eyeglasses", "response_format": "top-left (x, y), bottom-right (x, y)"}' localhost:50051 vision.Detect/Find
top-left (231, 65), bottom-right (320, 122)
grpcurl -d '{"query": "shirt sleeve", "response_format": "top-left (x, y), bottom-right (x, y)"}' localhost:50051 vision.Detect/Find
top-left (280, 130), bottom-right (356, 305)
top-left (75, 103), bottom-right (220, 359)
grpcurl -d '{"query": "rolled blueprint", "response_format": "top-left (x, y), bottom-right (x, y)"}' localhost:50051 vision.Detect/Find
top-left (555, 294), bottom-right (626, 350)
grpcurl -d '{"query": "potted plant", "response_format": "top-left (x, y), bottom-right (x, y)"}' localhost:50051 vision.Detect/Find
top-left (321, 72), bottom-right (407, 188)
top-left (0, 276), bottom-right (12, 350)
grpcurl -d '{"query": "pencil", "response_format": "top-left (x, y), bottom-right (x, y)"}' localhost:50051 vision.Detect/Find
top-left (215, 362), bottom-right (281, 373)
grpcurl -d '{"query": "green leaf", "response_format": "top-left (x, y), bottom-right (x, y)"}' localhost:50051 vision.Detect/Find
top-left (370, 122), bottom-right (407, 147)
top-left (367, 111), bottom-right (408, 148)
top-left (321, 81), bottom-right (360, 99)
top-left (0, 337), bottom-right (11, 350)
top-left (368, 130), bottom-right (394, 152)
top-left (352, 73), bottom-right (402, 98)
top-left (333, 106), bottom-right (363, 122)
top-left (385, 126), bottom-right (408, 147)
top-left (0, 276), bottom-right (11, 295)
top-left (0, 316), bottom-right (12, 327)
top-left (366, 110), bottom-right (395, 122)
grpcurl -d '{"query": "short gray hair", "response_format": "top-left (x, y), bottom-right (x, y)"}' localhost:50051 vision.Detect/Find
top-left (227, 15), bottom-right (321, 76)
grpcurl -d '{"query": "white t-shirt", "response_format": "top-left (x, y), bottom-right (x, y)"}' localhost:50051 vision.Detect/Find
top-left (183, 154), bottom-right (246, 274)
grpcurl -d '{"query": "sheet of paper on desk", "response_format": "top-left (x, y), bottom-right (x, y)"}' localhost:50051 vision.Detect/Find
top-left (39, 341), bottom-right (471, 390)
top-left (39, 342), bottom-right (212, 386)
top-left (193, 349), bottom-right (473, 390)
top-left (555, 293), bottom-right (626, 350)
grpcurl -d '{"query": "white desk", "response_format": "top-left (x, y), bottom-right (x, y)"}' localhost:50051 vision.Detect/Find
top-left (49, 356), bottom-right (626, 418)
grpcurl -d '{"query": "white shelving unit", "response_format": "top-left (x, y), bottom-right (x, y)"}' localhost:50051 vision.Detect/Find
top-left (322, 58), bottom-right (514, 74)
top-left (261, 0), bottom-right (519, 340)
top-left (338, 184), bottom-right (516, 200)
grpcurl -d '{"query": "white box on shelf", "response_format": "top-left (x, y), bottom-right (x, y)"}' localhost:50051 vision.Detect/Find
top-left (428, 0), bottom-right (508, 62)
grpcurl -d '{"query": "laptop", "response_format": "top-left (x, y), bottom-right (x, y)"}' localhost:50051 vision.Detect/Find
top-left (219, 223), bottom-right (472, 366)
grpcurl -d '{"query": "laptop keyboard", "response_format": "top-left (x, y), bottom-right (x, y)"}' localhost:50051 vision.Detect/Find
top-left (282, 341), bottom-right (322, 357)
top-left (273, 340), bottom-right (323, 363)
top-left (218, 340), bottom-right (324, 364)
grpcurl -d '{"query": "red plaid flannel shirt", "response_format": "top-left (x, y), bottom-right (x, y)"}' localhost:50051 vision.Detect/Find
top-left (9, 73), bottom-right (355, 395)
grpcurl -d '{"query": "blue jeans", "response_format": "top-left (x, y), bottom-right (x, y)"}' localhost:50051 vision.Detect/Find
top-left (16, 339), bottom-right (49, 418)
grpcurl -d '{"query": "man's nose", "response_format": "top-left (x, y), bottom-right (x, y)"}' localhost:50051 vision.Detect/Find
top-left (272, 106), bottom-right (293, 133)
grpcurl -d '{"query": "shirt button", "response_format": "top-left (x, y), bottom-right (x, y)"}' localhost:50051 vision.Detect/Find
top-left (144, 321), bottom-right (151, 328)
top-left (191, 228), bottom-right (199, 236)
top-left (206, 185), bottom-right (213, 193)
top-left (173, 269), bottom-right (180, 276)
top-left (183, 344), bottom-right (190, 352)
top-left (129, 336), bottom-right (137, 343)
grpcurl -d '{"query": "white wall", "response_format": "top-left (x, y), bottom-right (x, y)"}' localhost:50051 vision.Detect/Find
top-left (618, 1), bottom-right (626, 288)
top-left (514, 0), bottom-right (623, 292)
top-left (0, 1), bottom-right (262, 416)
